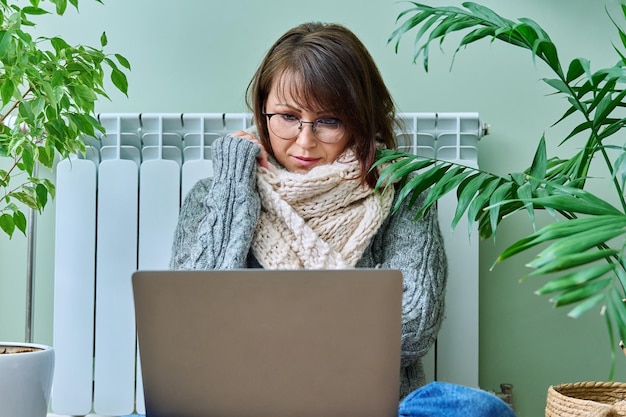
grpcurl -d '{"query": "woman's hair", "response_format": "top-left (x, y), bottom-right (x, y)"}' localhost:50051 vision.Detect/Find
top-left (246, 22), bottom-right (397, 188)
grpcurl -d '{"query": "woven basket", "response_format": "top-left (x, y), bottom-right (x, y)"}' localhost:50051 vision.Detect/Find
top-left (545, 382), bottom-right (626, 417)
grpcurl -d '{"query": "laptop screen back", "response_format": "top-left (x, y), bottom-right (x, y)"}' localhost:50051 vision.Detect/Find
top-left (132, 269), bottom-right (403, 417)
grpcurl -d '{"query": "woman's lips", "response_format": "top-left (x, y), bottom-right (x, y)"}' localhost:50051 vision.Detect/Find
top-left (292, 155), bottom-right (321, 167)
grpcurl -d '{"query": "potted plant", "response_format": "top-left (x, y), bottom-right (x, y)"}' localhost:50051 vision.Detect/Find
top-left (378, 1), bottom-right (626, 415)
top-left (0, 0), bottom-right (129, 415)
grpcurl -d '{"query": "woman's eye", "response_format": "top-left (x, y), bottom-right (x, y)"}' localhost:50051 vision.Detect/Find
top-left (317, 118), bottom-right (340, 126)
top-left (280, 113), bottom-right (299, 122)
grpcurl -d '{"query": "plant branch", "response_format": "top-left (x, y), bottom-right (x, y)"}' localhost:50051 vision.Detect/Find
top-left (0, 157), bottom-right (20, 188)
top-left (0, 87), bottom-right (32, 124)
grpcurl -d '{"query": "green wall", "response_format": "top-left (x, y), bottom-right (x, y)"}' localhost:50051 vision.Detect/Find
top-left (1, 1), bottom-right (625, 416)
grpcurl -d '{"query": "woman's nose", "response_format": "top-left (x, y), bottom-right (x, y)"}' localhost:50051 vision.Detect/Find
top-left (295, 122), bottom-right (317, 147)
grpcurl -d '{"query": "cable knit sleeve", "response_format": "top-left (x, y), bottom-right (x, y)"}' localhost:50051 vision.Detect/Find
top-left (376, 190), bottom-right (448, 369)
top-left (169, 135), bottom-right (261, 270)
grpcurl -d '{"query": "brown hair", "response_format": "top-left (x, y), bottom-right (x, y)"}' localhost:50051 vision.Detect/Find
top-left (246, 22), bottom-right (397, 188)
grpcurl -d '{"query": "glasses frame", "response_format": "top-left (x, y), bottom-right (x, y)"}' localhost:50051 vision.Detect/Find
top-left (262, 112), bottom-right (346, 144)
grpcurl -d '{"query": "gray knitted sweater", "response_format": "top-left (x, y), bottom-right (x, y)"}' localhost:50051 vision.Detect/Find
top-left (169, 135), bottom-right (448, 398)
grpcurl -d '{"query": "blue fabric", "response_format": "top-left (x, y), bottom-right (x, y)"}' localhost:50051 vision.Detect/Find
top-left (124, 382), bottom-right (516, 417)
top-left (399, 382), bottom-right (517, 417)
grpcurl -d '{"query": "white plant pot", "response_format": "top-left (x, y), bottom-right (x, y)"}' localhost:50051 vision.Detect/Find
top-left (0, 342), bottom-right (55, 417)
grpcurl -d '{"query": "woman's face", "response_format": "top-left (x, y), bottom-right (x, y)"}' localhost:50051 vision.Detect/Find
top-left (264, 76), bottom-right (350, 174)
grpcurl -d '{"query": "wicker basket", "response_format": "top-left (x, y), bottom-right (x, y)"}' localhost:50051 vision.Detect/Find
top-left (545, 382), bottom-right (626, 417)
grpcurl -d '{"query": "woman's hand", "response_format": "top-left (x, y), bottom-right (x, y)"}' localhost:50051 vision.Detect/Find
top-left (231, 130), bottom-right (269, 169)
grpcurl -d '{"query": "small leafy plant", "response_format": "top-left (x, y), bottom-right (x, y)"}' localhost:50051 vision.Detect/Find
top-left (377, 1), bottom-right (626, 376)
top-left (0, 0), bottom-right (129, 237)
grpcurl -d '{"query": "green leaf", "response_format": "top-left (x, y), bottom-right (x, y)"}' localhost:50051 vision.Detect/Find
top-left (529, 226), bottom-right (626, 269)
top-left (518, 16), bottom-right (551, 43)
top-left (1, 77), bottom-right (14, 106)
top-left (523, 194), bottom-right (621, 216)
top-left (110, 67), bottom-right (129, 96)
top-left (464, 2), bottom-right (511, 26)
top-left (0, 30), bottom-right (12, 59)
top-left (22, 6), bottom-right (48, 15)
top-left (388, 6), bottom-right (438, 53)
top-left (608, 289), bottom-right (626, 344)
top-left (515, 182), bottom-right (536, 225)
top-left (566, 58), bottom-right (587, 82)
top-left (529, 249), bottom-right (618, 276)
top-left (35, 182), bottom-right (48, 209)
top-left (550, 277), bottom-right (612, 307)
top-left (466, 177), bottom-right (500, 224)
top-left (535, 39), bottom-right (562, 75)
top-left (594, 89), bottom-right (626, 130)
top-left (458, 27), bottom-right (494, 50)
top-left (19, 100), bottom-right (35, 123)
top-left (535, 263), bottom-right (616, 295)
top-left (498, 215), bottom-right (626, 261)
top-left (20, 147), bottom-right (35, 176)
top-left (43, 178), bottom-right (55, 200)
top-left (0, 213), bottom-right (15, 238)
top-left (115, 53), bottom-right (131, 70)
top-left (13, 210), bottom-right (27, 234)
top-left (597, 118), bottom-right (626, 141)
top-left (100, 31), bottom-right (108, 47)
top-left (67, 112), bottom-right (95, 136)
top-left (528, 136), bottom-right (547, 189)
top-left (50, 36), bottom-right (71, 52)
top-left (12, 190), bottom-right (38, 209)
top-left (561, 120), bottom-right (593, 144)
top-left (421, 165), bottom-right (470, 216)
top-left (453, 172), bottom-right (490, 228)
top-left (588, 77), bottom-right (617, 113)
top-left (487, 181), bottom-right (513, 237)
top-left (395, 163), bottom-right (451, 214)
top-left (377, 156), bottom-right (435, 190)
top-left (69, 84), bottom-right (97, 110)
top-left (53, 0), bottom-right (68, 15)
top-left (604, 302), bottom-right (618, 381)
top-left (389, 6), bottom-right (435, 47)
top-left (566, 292), bottom-right (606, 319)
top-left (37, 146), bottom-right (54, 168)
top-left (543, 78), bottom-right (571, 96)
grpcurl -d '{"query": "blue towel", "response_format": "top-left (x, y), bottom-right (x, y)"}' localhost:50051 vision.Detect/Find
top-left (123, 383), bottom-right (516, 417)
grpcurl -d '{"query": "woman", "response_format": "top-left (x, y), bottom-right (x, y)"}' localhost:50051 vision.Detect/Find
top-left (170, 22), bottom-right (515, 416)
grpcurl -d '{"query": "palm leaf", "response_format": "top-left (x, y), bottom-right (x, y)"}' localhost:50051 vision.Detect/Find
top-left (421, 165), bottom-right (471, 214)
top-left (452, 172), bottom-right (493, 229)
top-left (567, 292), bottom-right (606, 319)
top-left (498, 215), bottom-right (626, 262)
top-left (388, 3), bottom-right (626, 370)
top-left (550, 277), bottom-right (612, 307)
top-left (536, 264), bottom-right (615, 295)
top-left (528, 249), bottom-right (619, 276)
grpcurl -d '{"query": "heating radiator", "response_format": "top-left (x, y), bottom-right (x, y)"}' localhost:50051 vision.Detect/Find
top-left (51, 112), bottom-right (485, 416)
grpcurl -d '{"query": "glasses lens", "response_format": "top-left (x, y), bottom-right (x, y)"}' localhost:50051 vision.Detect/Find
top-left (267, 114), bottom-right (345, 144)
top-left (268, 114), bottom-right (299, 140)
top-left (313, 118), bottom-right (344, 143)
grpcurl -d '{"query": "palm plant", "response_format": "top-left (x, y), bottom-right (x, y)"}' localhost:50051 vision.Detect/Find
top-left (377, 1), bottom-right (626, 377)
top-left (0, 0), bottom-right (129, 238)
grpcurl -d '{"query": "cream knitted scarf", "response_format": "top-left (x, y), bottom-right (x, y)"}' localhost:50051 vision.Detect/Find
top-left (251, 148), bottom-right (395, 269)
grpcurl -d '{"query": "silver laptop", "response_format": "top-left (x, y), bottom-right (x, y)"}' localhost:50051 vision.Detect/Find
top-left (132, 269), bottom-right (403, 417)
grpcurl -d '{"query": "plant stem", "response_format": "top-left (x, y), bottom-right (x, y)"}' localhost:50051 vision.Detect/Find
top-left (0, 87), bottom-right (32, 124)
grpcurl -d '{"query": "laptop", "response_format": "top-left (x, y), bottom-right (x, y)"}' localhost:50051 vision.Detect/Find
top-left (132, 269), bottom-right (403, 417)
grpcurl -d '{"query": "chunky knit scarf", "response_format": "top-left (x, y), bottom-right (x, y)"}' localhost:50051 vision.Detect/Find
top-left (251, 148), bottom-right (395, 269)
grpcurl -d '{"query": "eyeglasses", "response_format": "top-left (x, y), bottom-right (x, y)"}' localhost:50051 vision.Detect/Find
top-left (262, 112), bottom-right (346, 144)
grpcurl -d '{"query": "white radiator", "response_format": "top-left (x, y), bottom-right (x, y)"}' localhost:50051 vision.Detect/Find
top-left (51, 112), bottom-right (484, 416)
